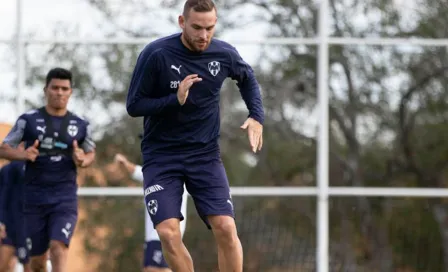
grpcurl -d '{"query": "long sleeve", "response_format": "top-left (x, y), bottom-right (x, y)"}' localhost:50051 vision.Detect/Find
top-left (131, 165), bottom-right (144, 183)
top-left (126, 47), bottom-right (180, 117)
top-left (228, 48), bottom-right (265, 124)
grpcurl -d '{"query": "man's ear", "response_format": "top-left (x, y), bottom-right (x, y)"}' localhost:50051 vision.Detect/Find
top-left (179, 15), bottom-right (186, 29)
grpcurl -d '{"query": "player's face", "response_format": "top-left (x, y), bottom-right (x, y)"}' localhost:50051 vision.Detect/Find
top-left (44, 79), bottom-right (72, 110)
top-left (179, 9), bottom-right (217, 52)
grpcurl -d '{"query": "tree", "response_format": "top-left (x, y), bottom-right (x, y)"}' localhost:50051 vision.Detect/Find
top-left (17, 0), bottom-right (448, 270)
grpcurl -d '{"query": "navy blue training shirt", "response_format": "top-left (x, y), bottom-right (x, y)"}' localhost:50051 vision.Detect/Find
top-left (2, 108), bottom-right (96, 205)
top-left (127, 33), bottom-right (264, 156)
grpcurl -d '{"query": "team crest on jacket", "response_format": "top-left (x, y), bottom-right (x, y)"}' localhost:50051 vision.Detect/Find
top-left (208, 61), bottom-right (220, 76)
top-left (67, 125), bottom-right (78, 137)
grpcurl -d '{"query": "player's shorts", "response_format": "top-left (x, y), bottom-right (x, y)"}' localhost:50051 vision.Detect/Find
top-left (143, 150), bottom-right (234, 229)
top-left (0, 209), bottom-right (30, 264)
top-left (24, 200), bottom-right (78, 256)
top-left (143, 240), bottom-right (169, 268)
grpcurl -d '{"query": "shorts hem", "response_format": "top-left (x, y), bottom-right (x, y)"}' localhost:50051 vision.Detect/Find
top-left (152, 215), bottom-right (184, 228)
top-left (50, 238), bottom-right (70, 248)
top-left (0, 239), bottom-right (14, 246)
top-left (30, 247), bottom-right (48, 257)
top-left (199, 212), bottom-right (235, 229)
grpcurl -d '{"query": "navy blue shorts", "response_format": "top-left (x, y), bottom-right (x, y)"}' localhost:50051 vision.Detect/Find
top-left (143, 152), bottom-right (234, 229)
top-left (24, 200), bottom-right (78, 256)
top-left (0, 209), bottom-right (30, 264)
top-left (143, 240), bottom-right (168, 268)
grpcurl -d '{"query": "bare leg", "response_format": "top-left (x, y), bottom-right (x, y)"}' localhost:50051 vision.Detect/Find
top-left (49, 241), bottom-right (68, 272)
top-left (0, 245), bottom-right (15, 272)
top-left (23, 263), bottom-right (32, 272)
top-left (156, 218), bottom-right (193, 272)
top-left (30, 254), bottom-right (47, 272)
top-left (208, 215), bottom-right (243, 272)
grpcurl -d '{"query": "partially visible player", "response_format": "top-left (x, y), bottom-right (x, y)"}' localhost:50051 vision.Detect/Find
top-left (114, 153), bottom-right (188, 272)
top-left (0, 68), bottom-right (96, 272)
top-left (0, 160), bottom-right (31, 272)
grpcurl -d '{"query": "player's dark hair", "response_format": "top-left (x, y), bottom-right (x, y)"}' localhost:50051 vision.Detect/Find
top-left (45, 67), bottom-right (72, 87)
top-left (183, 0), bottom-right (216, 18)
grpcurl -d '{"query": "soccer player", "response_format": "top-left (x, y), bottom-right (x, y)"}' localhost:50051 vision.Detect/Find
top-left (126, 0), bottom-right (264, 271)
top-left (0, 68), bottom-right (96, 272)
top-left (0, 160), bottom-right (31, 272)
top-left (114, 153), bottom-right (188, 272)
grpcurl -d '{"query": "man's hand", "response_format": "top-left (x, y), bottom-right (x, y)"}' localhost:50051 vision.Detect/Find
top-left (23, 140), bottom-right (39, 162)
top-left (114, 153), bottom-right (129, 165)
top-left (240, 118), bottom-right (263, 153)
top-left (0, 222), bottom-right (6, 239)
top-left (114, 153), bottom-right (137, 175)
top-left (177, 74), bottom-right (202, 105)
top-left (72, 140), bottom-right (85, 166)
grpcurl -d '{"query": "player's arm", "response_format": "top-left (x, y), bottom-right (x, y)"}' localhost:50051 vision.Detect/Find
top-left (114, 154), bottom-right (143, 183)
top-left (0, 118), bottom-right (39, 161)
top-left (126, 48), bottom-right (181, 117)
top-left (228, 49), bottom-right (264, 124)
top-left (228, 47), bottom-right (265, 152)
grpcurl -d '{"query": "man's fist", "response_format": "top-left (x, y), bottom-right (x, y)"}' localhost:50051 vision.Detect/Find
top-left (114, 153), bottom-right (129, 165)
top-left (72, 140), bottom-right (85, 166)
top-left (24, 140), bottom-right (39, 161)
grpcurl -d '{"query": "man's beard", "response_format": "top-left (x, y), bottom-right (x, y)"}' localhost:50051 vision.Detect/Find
top-left (185, 32), bottom-right (207, 52)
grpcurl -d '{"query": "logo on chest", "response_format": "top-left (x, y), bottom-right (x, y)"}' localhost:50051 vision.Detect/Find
top-left (67, 125), bottom-right (78, 137)
top-left (36, 126), bottom-right (46, 134)
top-left (208, 61), bottom-right (220, 76)
top-left (169, 61), bottom-right (221, 89)
top-left (170, 64), bottom-right (182, 74)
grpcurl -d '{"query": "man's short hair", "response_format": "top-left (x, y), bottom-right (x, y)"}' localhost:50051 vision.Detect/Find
top-left (183, 0), bottom-right (216, 18)
top-left (45, 68), bottom-right (72, 87)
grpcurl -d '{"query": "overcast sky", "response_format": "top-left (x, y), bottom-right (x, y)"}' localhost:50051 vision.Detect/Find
top-left (0, 0), bottom-right (421, 141)
top-left (0, 0), bottom-right (272, 128)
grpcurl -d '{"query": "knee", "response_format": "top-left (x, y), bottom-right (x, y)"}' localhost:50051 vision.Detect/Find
top-left (0, 250), bottom-right (13, 272)
top-left (8, 259), bottom-right (18, 272)
top-left (30, 256), bottom-right (47, 272)
top-left (209, 216), bottom-right (237, 241)
top-left (49, 240), bottom-right (67, 259)
top-left (156, 219), bottom-right (181, 246)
